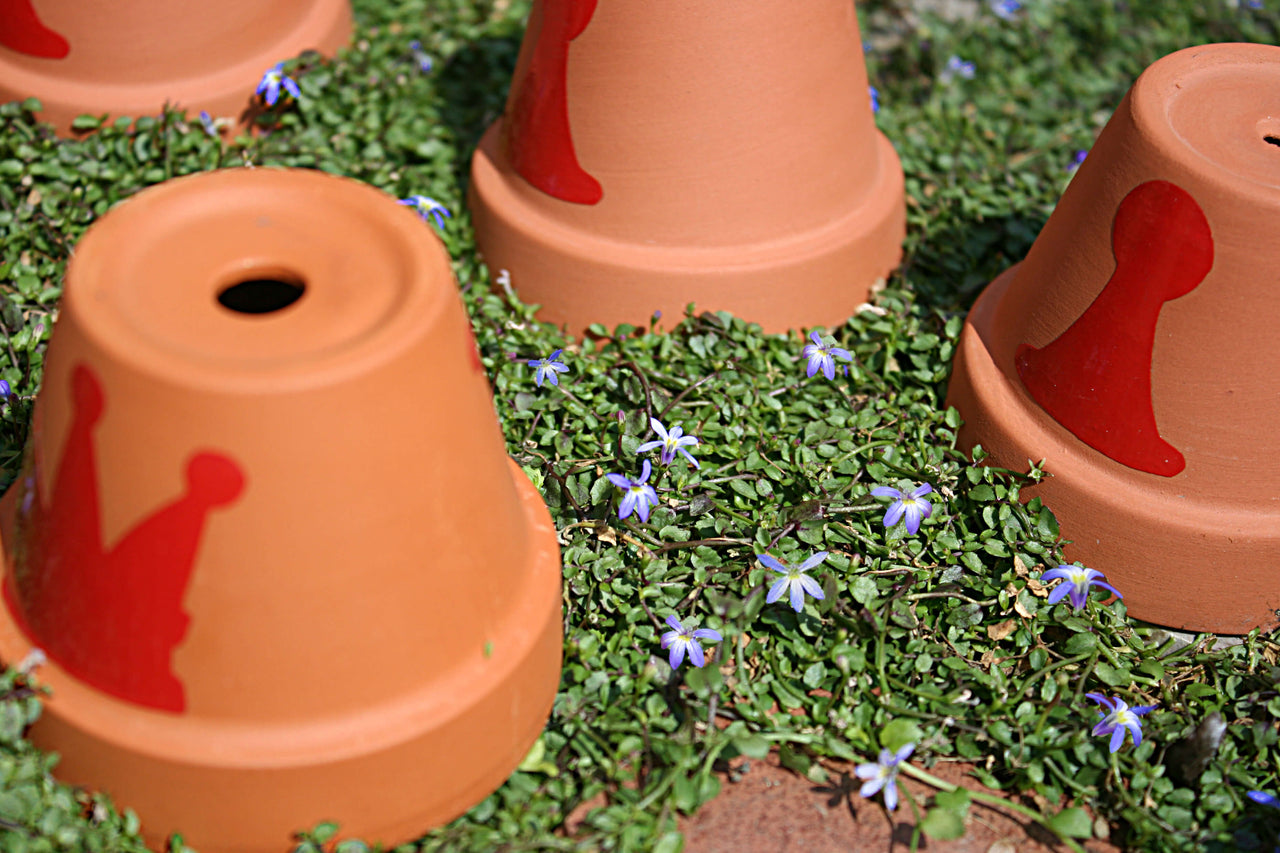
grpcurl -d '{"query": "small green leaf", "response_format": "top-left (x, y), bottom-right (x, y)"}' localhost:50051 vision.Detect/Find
top-left (921, 807), bottom-right (966, 840)
top-left (1046, 807), bottom-right (1093, 838)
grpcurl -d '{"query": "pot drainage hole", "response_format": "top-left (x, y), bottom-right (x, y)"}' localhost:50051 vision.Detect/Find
top-left (217, 277), bottom-right (305, 315)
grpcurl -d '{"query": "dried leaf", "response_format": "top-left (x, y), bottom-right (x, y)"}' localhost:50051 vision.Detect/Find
top-left (1014, 597), bottom-right (1033, 619)
top-left (595, 522), bottom-right (617, 546)
top-left (987, 619), bottom-right (1017, 641)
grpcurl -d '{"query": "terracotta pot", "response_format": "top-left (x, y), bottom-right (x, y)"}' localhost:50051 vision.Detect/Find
top-left (467, 0), bottom-right (905, 336)
top-left (0, 168), bottom-right (563, 852)
top-left (0, 0), bottom-right (351, 134)
top-left (946, 42), bottom-right (1280, 634)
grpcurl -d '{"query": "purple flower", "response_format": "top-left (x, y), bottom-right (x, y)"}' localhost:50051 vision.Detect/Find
top-left (527, 348), bottom-right (570, 387)
top-left (1087, 693), bottom-right (1157, 753)
top-left (0, 380), bottom-right (10, 398)
top-left (1247, 790), bottom-right (1280, 808)
top-left (758, 551), bottom-right (827, 612)
top-left (636, 417), bottom-right (699, 468)
top-left (990, 0), bottom-right (1021, 19)
top-left (802, 330), bottom-right (851, 380)
top-left (398, 195), bottom-right (452, 230)
top-left (940, 55), bottom-right (976, 83)
top-left (408, 40), bottom-right (434, 73)
top-left (1069, 149), bottom-right (1088, 172)
top-left (198, 110), bottom-right (229, 138)
top-left (1040, 564), bottom-right (1122, 610)
top-left (255, 62), bottom-right (301, 106)
top-left (606, 459), bottom-right (659, 522)
top-left (855, 743), bottom-right (915, 811)
top-left (659, 615), bottom-right (722, 669)
top-left (869, 86), bottom-right (880, 114)
top-left (870, 482), bottom-right (934, 535)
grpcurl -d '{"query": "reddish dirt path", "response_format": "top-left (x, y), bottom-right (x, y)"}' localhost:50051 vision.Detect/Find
top-left (679, 750), bottom-right (1125, 852)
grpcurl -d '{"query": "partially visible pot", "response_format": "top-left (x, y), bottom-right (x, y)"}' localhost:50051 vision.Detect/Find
top-left (946, 43), bottom-right (1280, 634)
top-left (0, 0), bottom-right (351, 133)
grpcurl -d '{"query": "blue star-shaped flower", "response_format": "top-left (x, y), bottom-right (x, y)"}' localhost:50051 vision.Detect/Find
top-left (855, 743), bottom-right (915, 811)
top-left (659, 615), bottom-right (722, 670)
top-left (527, 349), bottom-right (570, 387)
top-left (637, 417), bottom-right (700, 468)
top-left (758, 551), bottom-right (827, 612)
top-left (605, 459), bottom-right (659, 522)
top-left (802, 330), bottom-right (851, 380)
top-left (398, 195), bottom-right (452, 230)
top-left (255, 62), bottom-right (301, 107)
top-left (1087, 693), bottom-right (1157, 753)
top-left (871, 482), bottom-right (934, 535)
top-left (1040, 564), bottom-right (1123, 610)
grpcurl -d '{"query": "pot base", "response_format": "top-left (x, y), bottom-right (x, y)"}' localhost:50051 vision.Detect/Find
top-left (948, 266), bottom-right (1280, 635)
top-left (0, 458), bottom-right (562, 853)
top-left (468, 121), bottom-right (905, 336)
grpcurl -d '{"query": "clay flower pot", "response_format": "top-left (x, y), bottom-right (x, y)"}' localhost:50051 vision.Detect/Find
top-left (946, 42), bottom-right (1280, 634)
top-left (0, 168), bottom-right (563, 852)
top-left (0, 0), bottom-right (351, 134)
top-left (468, 0), bottom-right (905, 336)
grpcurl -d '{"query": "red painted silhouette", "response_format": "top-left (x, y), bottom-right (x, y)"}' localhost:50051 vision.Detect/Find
top-left (1016, 180), bottom-right (1213, 477)
top-left (3, 364), bottom-right (245, 712)
top-left (0, 0), bottom-right (70, 59)
top-left (504, 0), bottom-right (602, 204)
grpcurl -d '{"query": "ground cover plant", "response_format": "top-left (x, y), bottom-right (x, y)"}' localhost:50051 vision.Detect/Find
top-left (1, 0), bottom-right (1279, 851)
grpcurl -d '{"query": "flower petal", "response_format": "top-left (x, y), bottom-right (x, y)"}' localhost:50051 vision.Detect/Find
top-left (668, 641), bottom-right (686, 670)
top-left (871, 486), bottom-right (902, 498)
top-left (636, 440), bottom-right (663, 453)
top-left (798, 573), bottom-right (825, 599)
top-left (1091, 580), bottom-right (1124, 600)
top-left (767, 576), bottom-right (789, 604)
top-left (692, 628), bottom-right (723, 642)
top-left (798, 551), bottom-right (829, 571)
top-left (883, 502), bottom-right (906, 528)
top-left (1086, 692), bottom-right (1115, 710)
top-left (757, 553), bottom-right (787, 572)
top-left (1046, 584), bottom-right (1071, 605)
top-left (910, 483), bottom-right (934, 498)
top-left (1108, 726), bottom-right (1126, 753)
top-left (789, 579), bottom-right (805, 612)
top-left (883, 779), bottom-right (899, 811)
top-left (903, 504), bottom-right (924, 534)
top-left (665, 615), bottom-right (683, 632)
top-left (688, 642), bottom-right (706, 668)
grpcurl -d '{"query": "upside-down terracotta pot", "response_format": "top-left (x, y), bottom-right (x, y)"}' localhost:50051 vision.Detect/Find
top-left (946, 42), bottom-right (1280, 635)
top-left (467, 0), bottom-right (905, 335)
top-left (0, 0), bottom-right (351, 133)
top-left (0, 168), bottom-right (563, 852)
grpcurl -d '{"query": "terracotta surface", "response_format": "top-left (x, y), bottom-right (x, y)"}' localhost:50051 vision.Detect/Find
top-left (679, 750), bottom-right (1123, 853)
top-left (468, 0), bottom-right (905, 336)
top-left (0, 168), bottom-right (563, 853)
top-left (0, 0), bottom-right (351, 134)
top-left (945, 42), bottom-right (1280, 634)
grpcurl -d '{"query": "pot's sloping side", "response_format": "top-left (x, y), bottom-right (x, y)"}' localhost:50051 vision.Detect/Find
top-left (946, 43), bottom-right (1280, 634)
top-left (468, 0), bottom-right (906, 335)
top-left (0, 0), bottom-right (352, 135)
top-left (0, 167), bottom-right (564, 852)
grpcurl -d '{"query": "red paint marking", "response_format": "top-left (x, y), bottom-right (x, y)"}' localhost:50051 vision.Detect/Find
top-left (0, 0), bottom-right (70, 59)
top-left (3, 365), bottom-right (245, 711)
top-left (1016, 180), bottom-right (1213, 476)
top-left (504, 0), bottom-right (603, 204)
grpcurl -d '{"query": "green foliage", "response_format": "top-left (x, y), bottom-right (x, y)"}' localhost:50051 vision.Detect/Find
top-left (1, 1), bottom-right (1278, 852)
